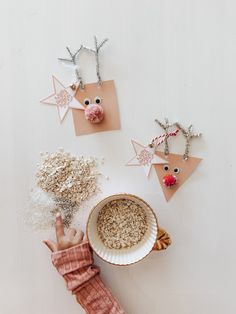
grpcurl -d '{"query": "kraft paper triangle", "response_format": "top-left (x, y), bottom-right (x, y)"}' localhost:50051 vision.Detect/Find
top-left (154, 151), bottom-right (202, 201)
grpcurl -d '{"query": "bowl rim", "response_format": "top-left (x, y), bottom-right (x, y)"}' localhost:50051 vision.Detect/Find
top-left (86, 193), bottom-right (159, 266)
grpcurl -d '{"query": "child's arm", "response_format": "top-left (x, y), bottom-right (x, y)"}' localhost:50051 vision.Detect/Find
top-left (44, 213), bottom-right (125, 314)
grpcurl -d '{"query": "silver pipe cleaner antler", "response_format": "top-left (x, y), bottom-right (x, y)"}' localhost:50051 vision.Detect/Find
top-left (58, 36), bottom-right (108, 89)
top-left (155, 118), bottom-right (176, 155)
top-left (175, 123), bottom-right (202, 160)
top-left (94, 36), bottom-right (108, 85)
top-left (84, 36), bottom-right (108, 85)
top-left (58, 46), bottom-right (85, 89)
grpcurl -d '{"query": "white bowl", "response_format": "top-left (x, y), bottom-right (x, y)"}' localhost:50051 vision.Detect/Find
top-left (86, 194), bottom-right (158, 265)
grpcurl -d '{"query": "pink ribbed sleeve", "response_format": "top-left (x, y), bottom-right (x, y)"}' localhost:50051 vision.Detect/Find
top-left (51, 242), bottom-right (125, 314)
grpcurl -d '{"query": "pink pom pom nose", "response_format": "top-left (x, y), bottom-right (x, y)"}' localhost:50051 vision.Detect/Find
top-left (84, 104), bottom-right (104, 124)
top-left (163, 174), bottom-right (177, 187)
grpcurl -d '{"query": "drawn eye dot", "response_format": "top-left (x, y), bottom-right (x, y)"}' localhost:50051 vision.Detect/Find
top-left (173, 167), bottom-right (180, 174)
top-left (163, 165), bottom-right (169, 171)
top-left (94, 96), bottom-right (101, 104)
top-left (84, 98), bottom-right (90, 106)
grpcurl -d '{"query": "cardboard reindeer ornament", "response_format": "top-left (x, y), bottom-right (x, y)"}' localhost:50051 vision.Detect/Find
top-left (154, 119), bottom-right (202, 201)
top-left (41, 36), bottom-right (120, 136)
top-left (127, 118), bottom-right (202, 201)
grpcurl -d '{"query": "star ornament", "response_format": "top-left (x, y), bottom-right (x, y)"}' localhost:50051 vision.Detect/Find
top-left (126, 140), bottom-right (168, 177)
top-left (40, 76), bottom-right (85, 123)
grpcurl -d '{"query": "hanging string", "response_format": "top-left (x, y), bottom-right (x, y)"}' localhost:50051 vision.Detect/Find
top-left (149, 130), bottom-right (179, 149)
top-left (154, 118), bottom-right (176, 155)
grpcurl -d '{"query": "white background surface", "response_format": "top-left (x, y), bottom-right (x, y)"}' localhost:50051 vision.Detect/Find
top-left (0, 0), bottom-right (235, 313)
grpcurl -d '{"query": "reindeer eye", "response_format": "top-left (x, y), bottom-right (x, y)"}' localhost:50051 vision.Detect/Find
top-left (94, 96), bottom-right (101, 104)
top-left (163, 165), bottom-right (169, 171)
top-left (173, 167), bottom-right (180, 174)
top-left (84, 98), bottom-right (90, 106)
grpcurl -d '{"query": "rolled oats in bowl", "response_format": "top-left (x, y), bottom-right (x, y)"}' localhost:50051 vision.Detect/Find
top-left (97, 198), bottom-right (148, 249)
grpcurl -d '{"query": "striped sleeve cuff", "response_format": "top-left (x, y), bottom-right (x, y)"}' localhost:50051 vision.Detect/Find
top-left (51, 242), bottom-right (94, 276)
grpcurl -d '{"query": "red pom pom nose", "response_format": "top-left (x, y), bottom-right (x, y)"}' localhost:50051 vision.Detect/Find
top-left (163, 174), bottom-right (177, 187)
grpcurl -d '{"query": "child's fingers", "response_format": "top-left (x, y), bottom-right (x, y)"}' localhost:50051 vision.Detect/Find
top-left (43, 240), bottom-right (57, 252)
top-left (74, 230), bottom-right (84, 243)
top-left (68, 228), bottom-right (76, 237)
top-left (55, 213), bottom-right (65, 241)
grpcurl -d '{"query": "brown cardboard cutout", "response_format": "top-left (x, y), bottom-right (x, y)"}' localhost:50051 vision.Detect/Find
top-left (154, 151), bottom-right (202, 201)
top-left (72, 80), bottom-right (121, 136)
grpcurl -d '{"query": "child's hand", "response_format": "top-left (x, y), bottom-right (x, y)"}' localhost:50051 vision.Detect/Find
top-left (43, 213), bottom-right (85, 252)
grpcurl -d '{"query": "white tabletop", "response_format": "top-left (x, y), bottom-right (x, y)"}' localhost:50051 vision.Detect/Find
top-left (0, 0), bottom-right (235, 313)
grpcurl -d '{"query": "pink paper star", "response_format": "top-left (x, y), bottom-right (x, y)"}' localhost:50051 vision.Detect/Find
top-left (40, 76), bottom-right (84, 123)
top-left (126, 140), bottom-right (168, 177)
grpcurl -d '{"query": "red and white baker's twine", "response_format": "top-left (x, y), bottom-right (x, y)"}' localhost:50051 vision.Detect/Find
top-left (150, 129), bottom-right (179, 149)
